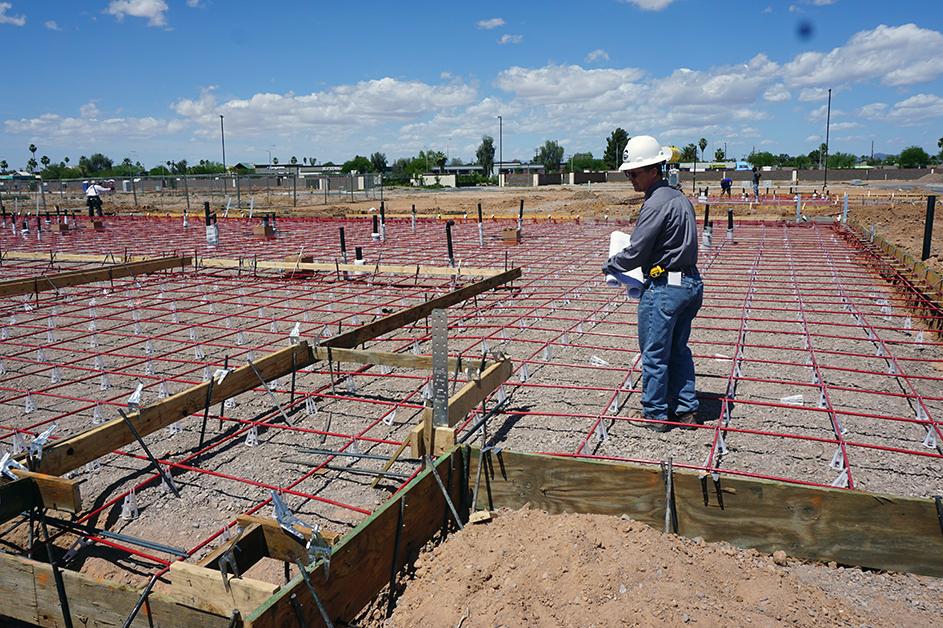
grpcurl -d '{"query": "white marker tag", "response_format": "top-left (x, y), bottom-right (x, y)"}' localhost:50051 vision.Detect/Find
top-left (668, 271), bottom-right (682, 286)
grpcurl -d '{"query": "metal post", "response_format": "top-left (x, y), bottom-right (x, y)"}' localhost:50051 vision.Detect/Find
top-left (795, 193), bottom-right (802, 223)
top-left (922, 195), bottom-right (937, 261)
top-left (841, 193), bottom-right (849, 224)
top-left (39, 179), bottom-right (47, 212)
top-left (497, 115), bottom-right (503, 182)
top-left (219, 114), bottom-right (227, 194)
top-left (477, 201), bottom-right (484, 246)
top-left (445, 220), bottom-right (455, 267)
top-left (823, 88), bottom-right (831, 189)
top-left (235, 174), bottom-right (240, 209)
top-left (292, 173), bottom-right (297, 207)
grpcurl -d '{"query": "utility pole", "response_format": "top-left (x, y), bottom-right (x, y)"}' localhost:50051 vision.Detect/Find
top-left (219, 114), bottom-right (227, 193)
top-left (497, 115), bottom-right (503, 181)
top-left (823, 88), bottom-right (831, 188)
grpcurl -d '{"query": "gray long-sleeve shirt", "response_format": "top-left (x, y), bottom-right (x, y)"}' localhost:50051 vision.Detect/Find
top-left (602, 180), bottom-right (699, 276)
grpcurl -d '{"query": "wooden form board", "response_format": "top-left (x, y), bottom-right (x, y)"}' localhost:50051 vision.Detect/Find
top-left (467, 448), bottom-right (943, 578)
top-left (200, 256), bottom-right (503, 278)
top-left (311, 345), bottom-right (496, 376)
top-left (32, 342), bottom-right (316, 477)
top-left (167, 561), bottom-right (279, 618)
top-left (246, 449), bottom-right (464, 627)
top-left (323, 267), bottom-right (521, 349)
top-left (0, 256), bottom-right (191, 298)
top-left (0, 551), bottom-right (232, 628)
top-left (8, 469), bottom-right (82, 513)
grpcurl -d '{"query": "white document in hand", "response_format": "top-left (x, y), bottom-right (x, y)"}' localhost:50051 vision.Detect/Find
top-left (605, 230), bottom-right (646, 298)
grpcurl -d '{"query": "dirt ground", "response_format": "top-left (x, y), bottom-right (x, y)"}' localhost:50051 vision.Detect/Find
top-left (378, 508), bottom-right (943, 628)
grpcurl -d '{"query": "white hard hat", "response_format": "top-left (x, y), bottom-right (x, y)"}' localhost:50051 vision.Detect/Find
top-left (619, 135), bottom-right (673, 171)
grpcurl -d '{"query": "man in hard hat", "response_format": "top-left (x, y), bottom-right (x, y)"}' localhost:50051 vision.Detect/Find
top-left (85, 180), bottom-right (112, 217)
top-left (602, 135), bottom-right (703, 432)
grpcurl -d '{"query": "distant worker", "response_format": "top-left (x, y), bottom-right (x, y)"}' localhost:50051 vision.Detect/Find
top-left (720, 175), bottom-right (733, 197)
top-left (602, 135), bottom-right (703, 432)
top-left (85, 180), bottom-right (112, 217)
top-left (751, 166), bottom-right (761, 201)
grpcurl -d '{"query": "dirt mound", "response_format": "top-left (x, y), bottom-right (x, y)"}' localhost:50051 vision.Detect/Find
top-left (569, 190), bottom-right (598, 200)
top-left (381, 508), bottom-right (942, 627)
top-left (916, 172), bottom-right (943, 184)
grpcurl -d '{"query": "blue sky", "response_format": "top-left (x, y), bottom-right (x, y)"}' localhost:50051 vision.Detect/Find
top-left (1, 0), bottom-right (941, 169)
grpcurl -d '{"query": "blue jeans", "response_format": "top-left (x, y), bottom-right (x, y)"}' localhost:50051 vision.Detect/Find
top-left (637, 274), bottom-right (703, 419)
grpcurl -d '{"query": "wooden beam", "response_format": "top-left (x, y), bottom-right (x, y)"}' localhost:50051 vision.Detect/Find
top-left (197, 523), bottom-right (268, 574)
top-left (235, 515), bottom-right (341, 564)
top-left (0, 551), bottom-right (232, 627)
top-left (246, 450), bottom-right (464, 627)
top-left (167, 561), bottom-right (279, 618)
top-left (0, 478), bottom-right (42, 521)
top-left (311, 345), bottom-right (495, 376)
top-left (412, 358), bottom-right (512, 457)
top-left (8, 469), bottom-right (82, 513)
top-left (323, 267), bottom-right (521, 349)
top-left (0, 251), bottom-right (154, 264)
top-left (466, 448), bottom-right (943, 578)
top-left (200, 256), bottom-right (503, 278)
top-left (33, 342), bottom-right (315, 477)
top-left (0, 256), bottom-right (191, 298)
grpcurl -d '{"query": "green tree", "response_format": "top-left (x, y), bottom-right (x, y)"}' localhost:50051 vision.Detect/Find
top-left (698, 138), bottom-right (707, 161)
top-left (899, 146), bottom-right (931, 168)
top-left (40, 155), bottom-right (50, 170)
top-left (476, 136), bottom-right (495, 176)
top-left (79, 153), bottom-right (114, 175)
top-left (290, 155), bottom-right (298, 165)
top-left (536, 140), bottom-right (565, 173)
top-left (807, 148), bottom-right (821, 169)
top-left (370, 152), bottom-right (388, 172)
top-left (826, 152), bottom-right (857, 169)
top-left (570, 152), bottom-right (605, 171)
top-left (937, 137), bottom-right (943, 159)
top-left (747, 151), bottom-right (777, 167)
top-left (341, 155), bottom-right (371, 174)
top-left (0, 160), bottom-right (7, 172)
top-left (272, 157), bottom-right (279, 165)
top-left (419, 150), bottom-right (447, 171)
top-left (449, 157), bottom-right (465, 166)
top-left (27, 158), bottom-right (37, 172)
top-left (680, 144), bottom-right (698, 161)
top-left (603, 128), bottom-right (629, 170)
top-left (714, 148), bottom-right (726, 161)
top-left (28, 143), bottom-right (37, 170)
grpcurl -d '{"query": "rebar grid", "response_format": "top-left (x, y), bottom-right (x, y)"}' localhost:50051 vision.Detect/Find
top-left (1, 212), bottom-right (942, 582)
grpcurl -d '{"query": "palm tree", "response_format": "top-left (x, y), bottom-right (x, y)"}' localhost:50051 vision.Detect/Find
top-left (938, 137), bottom-right (943, 157)
top-left (698, 138), bottom-right (707, 161)
top-left (0, 160), bottom-right (7, 172)
top-left (40, 155), bottom-right (50, 172)
top-left (290, 156), bottom-right (298, 165)
top-left (272, 157), bottom-right (279, 165)
top-left (28, 143), bottom-right (37, 163)
top-left (27, 158), bottom-right (38, 172)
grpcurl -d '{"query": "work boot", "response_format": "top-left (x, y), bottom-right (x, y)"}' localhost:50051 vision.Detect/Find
top-left (642, 415), bottom-right (671, 433)
top-left (675, 411), bottom-right (699, 430)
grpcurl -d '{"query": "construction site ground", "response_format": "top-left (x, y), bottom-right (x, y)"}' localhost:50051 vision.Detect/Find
top-left (378, 508), bottom-right (943, 627)
top-left (1, 179), bottom-right (942, 624)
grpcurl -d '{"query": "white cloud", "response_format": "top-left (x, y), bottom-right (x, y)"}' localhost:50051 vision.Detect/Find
top-left (761, 5), bottom-right (773, 14)
top-left (859, 94), bottom-right (943, 124)
top-left (44, 20), bottom-right (60, 31)
top-left (0, 2), bottom-right (25, 26)
top-left (496, 65), bottom-right (643, 104)
top-left (808, 0), bottom-right (837, 4)
top-left (829, 121), bottom-right (859, 130)
top-left (857, 102), bottom-right (887, 118)
top-left (621, 0), bottom-right (675, 10)
top-left (498, 34), bottom-right (522, 45)
top-left (186, 0), bottom-right (201, 6)
top-left (808, 104), bottom-right (844, 121)
top-left (3, 102), bottom-right (184, 141)
top-left (106, 0), bottom-right (169, 27)
top-left (763, 84), bottom-right (790, 102)
top-left (476, 17), bottom-right (504, 29)
top-left (174, 78), bottom-right (478, 138)
top-left (585, 49), bottom-right (609, 63)
top-left (783, 24), bottom-right (943, 87)
top-left (798, 87), bottom-right (830, 102)
top-left (650, 54), bottom-right (779, 106)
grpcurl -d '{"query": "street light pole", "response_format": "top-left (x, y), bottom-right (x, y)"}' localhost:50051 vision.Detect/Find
top-left (823, 88), bottom-right (832, 189)
top-left (497, 115), bottom-right (503, 181)
top-left (219, 114), bottom-right (227, 193)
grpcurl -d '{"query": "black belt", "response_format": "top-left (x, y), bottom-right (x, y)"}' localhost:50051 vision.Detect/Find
top-left (650, 266), bottom-right (698, 278)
